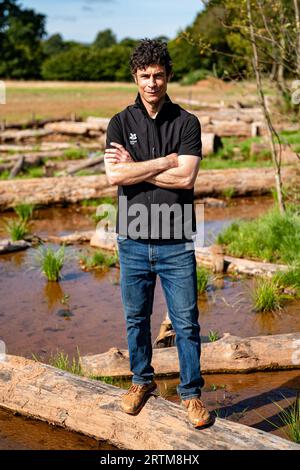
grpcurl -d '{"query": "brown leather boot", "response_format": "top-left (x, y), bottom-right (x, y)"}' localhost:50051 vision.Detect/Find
top-left (121, 381), bottom-right (157, 415)
top-left (182, 397), bottom-right (212, 428)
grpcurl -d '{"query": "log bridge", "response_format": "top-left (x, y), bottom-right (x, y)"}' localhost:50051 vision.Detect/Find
top-left (0, 354), bottom-right (298, 450)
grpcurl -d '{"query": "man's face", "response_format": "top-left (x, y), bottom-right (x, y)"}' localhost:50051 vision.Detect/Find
top-left (134, 64), bottom-right (170, 106)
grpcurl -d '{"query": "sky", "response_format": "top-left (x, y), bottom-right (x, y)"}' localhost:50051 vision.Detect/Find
top-left (21, 0), bottom-right (202, 43)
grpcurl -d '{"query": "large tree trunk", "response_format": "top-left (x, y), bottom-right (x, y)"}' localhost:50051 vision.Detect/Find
top-left (0, 166), bottom-right (299, 210)
top-left (80, 332), bottom-right (300, 378)
top-left (0, 355), bottom-right (298, 450)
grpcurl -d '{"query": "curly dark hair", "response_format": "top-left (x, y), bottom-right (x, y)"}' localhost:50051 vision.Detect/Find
top-left (129, 39), bottom-right (173, 76)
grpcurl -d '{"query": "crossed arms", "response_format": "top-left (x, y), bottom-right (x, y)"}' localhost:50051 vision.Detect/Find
top-left (104, 142), bottom-right (200, 190)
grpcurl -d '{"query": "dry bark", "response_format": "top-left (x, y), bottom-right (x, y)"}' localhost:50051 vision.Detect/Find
top-left (80, 332), bottom-right (300, 377)
top-left (0, 354), bottom-right (298, 450)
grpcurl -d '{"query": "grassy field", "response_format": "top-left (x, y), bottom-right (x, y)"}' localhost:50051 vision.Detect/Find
top-left (0, 77), bottom-right (261, 124)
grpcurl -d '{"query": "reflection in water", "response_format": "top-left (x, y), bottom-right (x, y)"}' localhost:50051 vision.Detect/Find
top-left (44, 282), bottom-right (65, 311)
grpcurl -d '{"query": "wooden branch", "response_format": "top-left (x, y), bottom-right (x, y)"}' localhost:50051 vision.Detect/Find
top-left (67, 156), bottom-right (104, 175)
top-left (0, 355), bottom-right (298, 450)
top-left (80, 332), bottom-right (300, 378)
top-left (9, 156), bottom-right (25, 179)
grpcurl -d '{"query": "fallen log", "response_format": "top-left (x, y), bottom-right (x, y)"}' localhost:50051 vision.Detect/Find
top-left (0, 174), bottom-right (115, 210)
top-left (42, 230), bottom-right (95, 245)
top-left (202, 120), bottom-right (263, 137)
top-left (45, 121), bottom-right (108, 135)
top-left (250, 142), bottom-right (300, 164)
top-left (0, 142), bottom-right (101, 153)
top-left (195, 246), bottom-right (288, 276)
top-left (0, 239), bottom-right (31, 254)
top-left (193, 108), bottom-right (264, 123)
top-left (86, 116), bottom-right (110, 132)
top-left (45, 122), bottom-right (91, 136)
top-left (193, 166), bottom-right (300, 198)
top-left (0, 129), bottom-right (53, 142)
top-left (0, 166), bottom-right (299, 210)
top-left (80, 332), bottom-right (300, 378)
top-left (201, 133), bottom-right (222, 155)
top-left (0, 355), bottom-right (298, 450)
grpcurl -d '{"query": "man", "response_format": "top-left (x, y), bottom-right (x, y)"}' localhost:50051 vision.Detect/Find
top-left (104, 39), bottom-right (212, 429)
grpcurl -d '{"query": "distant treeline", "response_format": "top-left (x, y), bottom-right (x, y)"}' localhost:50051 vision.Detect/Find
top-left (1, 0), bottom-right (296, 82)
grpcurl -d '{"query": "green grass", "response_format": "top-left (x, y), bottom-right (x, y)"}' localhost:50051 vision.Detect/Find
top-left (80, 249), bottom-right (118, 270)
top-left (17, 167), bottom-right (44, 178)
top-left (63, 148), bottom-right (89, 160)
top-left (256, 392), bottom-right (300, 443)
top-left (222, 187), bottom-right (236, 199)
top-left (200, 135), bottom-right (276, 170)
top-left (273, 264), bottom-right (300, 294)
top-left (14, 203), bottom-right (35, 223)
top-left (252, 277), bottom-right (286, 312)
top-left (208, 330), bottom-right (220, 342)
top-left (80, 197), bottom-right (117, 207)
top-left (91, 376), bottom-right (129, 386)
top-left (48, 347), bottom-right (83, 376)
top-left (196, 266), bottom-right (210, 294)
top-left (217, 205), bottom-right (300, 264)
top-left (34, 245), bottom-right (66, 281)
top-left (0, 170), bottom-right (10, 180)
top-left (3, 219), bottom-right (28, 241)
top-left (279, 130), bottom-right (300, 146)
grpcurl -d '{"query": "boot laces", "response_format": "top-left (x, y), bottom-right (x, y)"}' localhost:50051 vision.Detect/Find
top-left (187, 398), bottom-right (205, 411)
top-left (125, 384), bottom-right (147, 395)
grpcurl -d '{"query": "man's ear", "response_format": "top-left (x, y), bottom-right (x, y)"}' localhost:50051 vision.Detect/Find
top-left (167, 72), bottom-right (173, 82)
top-left (133, 73), bottom-right (138, 85)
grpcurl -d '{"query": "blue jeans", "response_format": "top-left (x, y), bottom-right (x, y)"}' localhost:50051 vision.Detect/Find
top-left (117, 236), bottom-right (205, 400)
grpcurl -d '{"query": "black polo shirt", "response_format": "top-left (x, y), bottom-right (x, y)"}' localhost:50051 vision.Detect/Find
top-left (106, 93), bottom-right (202, 241)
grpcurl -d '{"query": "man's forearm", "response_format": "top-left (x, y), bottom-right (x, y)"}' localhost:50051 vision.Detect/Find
top-left (146, 167), bottom-right (192, 189)
top-left (106, 155), bottom-right (177, 186)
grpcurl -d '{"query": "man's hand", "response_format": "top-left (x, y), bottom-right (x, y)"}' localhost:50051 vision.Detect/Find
top-left (164, 152), bottom-right (178, 168)
top-left (105, 142), bottom-right (134, 164)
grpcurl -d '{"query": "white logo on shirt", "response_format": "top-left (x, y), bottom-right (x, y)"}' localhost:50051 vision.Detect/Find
top-left (129, 133), bottom-right (137, 145)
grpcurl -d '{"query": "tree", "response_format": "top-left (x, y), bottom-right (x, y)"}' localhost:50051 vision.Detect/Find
top-left (93, 29), bottom-right (116, 49)
top-left (42, 33), bottom-right (67, 57)
top-left (0, 0), bottom-right (46, 78)
top-left (196, 0), bottom-right (300, 213)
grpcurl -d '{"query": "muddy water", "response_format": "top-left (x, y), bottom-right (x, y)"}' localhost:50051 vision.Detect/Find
top-left (154, 369), bottom-right (300, 442)
top-left (0, 196), bottom-right (299, 448)
top-left (0, 407), bottom-right (118, 450)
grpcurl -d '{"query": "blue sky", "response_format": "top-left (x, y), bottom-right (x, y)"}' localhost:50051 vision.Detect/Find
top-left (21, 0), bottom-right (202, 43)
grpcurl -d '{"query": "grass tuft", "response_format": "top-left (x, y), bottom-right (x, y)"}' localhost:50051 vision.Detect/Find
top-left (217, 205), bottom-right (300, 264)
top-left (196, 266), bottom-right (210, 294)
top-left (34, 245), bottom-right (66, 281)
